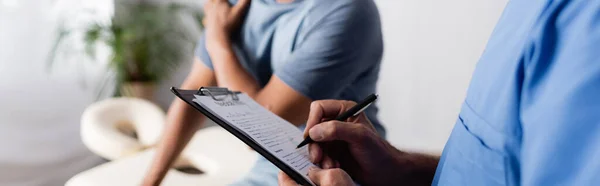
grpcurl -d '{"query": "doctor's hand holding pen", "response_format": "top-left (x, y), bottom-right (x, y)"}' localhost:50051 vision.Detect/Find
top-left (279, 100), bottom-right (439, 186)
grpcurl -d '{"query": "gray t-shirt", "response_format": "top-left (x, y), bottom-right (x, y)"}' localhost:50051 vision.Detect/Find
top-left (196, 0), bottom-right (385, 136)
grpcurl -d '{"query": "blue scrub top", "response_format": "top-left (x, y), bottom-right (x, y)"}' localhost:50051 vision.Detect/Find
top-left (433, 0), bottom-right (600, 185)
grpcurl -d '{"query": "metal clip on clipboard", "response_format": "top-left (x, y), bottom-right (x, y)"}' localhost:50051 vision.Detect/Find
top-left (196, 87), bottom-right (241, 101)
top-left (171, 86), bottom-right (316, 186)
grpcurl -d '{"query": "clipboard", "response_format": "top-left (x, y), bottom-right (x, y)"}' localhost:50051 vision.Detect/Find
top-left (171, 87), bottom-right (314, 186)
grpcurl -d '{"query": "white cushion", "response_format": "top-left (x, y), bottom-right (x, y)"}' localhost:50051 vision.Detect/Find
top-left (67, 127), bottom-right (257, 186)
top-left (80, 98), bottom-right (166, 160)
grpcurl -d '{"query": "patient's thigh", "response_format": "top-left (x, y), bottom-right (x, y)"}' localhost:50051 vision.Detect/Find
top-left (229, 155), bottom-right (279, 186)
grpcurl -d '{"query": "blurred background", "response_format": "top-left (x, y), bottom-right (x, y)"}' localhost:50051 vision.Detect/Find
top-left (0, 0), bottom-right (507, 185)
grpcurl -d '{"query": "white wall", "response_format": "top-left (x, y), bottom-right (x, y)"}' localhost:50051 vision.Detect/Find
top-left (374, 0), bottom-right (508, 153)
top-left (0, 1), bottom-right (112, 185)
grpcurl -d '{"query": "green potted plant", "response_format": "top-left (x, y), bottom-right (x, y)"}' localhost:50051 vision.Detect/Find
top-left (49, 1), bottom-right (203, 101)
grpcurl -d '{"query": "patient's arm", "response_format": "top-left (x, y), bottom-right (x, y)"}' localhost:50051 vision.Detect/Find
top-left (208, 41), bottom-right (313, 126)
top-left (142, 60), bottom-right (216, 186)
top-left (203, 0), bottom-right (313, 126)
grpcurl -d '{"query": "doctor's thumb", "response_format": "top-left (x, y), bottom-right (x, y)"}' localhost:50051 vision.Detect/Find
top-left (308, 121), bottom-right (368, 144)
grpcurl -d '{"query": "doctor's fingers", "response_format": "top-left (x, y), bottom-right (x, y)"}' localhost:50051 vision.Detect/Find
top-left (321, 152), bottom-right (340, 169)
top-left (232, 0), bottom-right (251, 14)
top-left (309, 143), bottom-right (341, 169)
top-left (308, 121), bottom-right (378, 145)
top-left (309, 143), bottom-right (323, 164)
top-left (278, 172), bottom-right (301, 186)
top-left (204, 0), bottom-right (228, 11)
top-left (304, 100), bottom-right (357, 137)
top-left (308, 167), bottom-right (356, 186)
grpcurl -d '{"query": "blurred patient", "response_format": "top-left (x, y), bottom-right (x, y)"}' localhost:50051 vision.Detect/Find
top-left (143, 0), bottom-right (384, 185)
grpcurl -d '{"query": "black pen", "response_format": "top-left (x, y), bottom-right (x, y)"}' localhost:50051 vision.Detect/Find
top-left (296, 94), bottom-right (378, 148)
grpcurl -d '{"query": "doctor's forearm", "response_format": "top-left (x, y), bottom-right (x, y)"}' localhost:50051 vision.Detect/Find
top-left (393, 150), bottom-right (440, 185)
top-left (207, 38), bottom-right (261, 98)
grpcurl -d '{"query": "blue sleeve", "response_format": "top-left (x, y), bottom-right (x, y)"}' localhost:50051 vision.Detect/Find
top-left (194, 32), bottom-right (214, 70)
top-left (520, 3), bottom-right (600, 185)
top-left (274, 1), bottom-right (383, 100)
